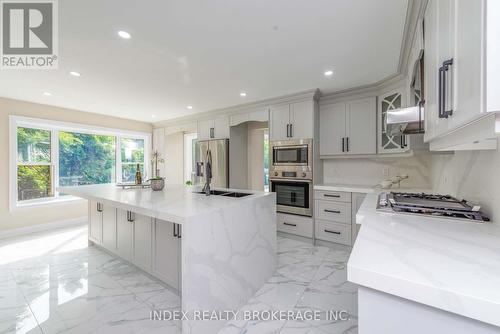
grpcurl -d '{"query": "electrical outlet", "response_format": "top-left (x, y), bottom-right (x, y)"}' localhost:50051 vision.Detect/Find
top-left (383, 167), bottom-right (389, 177)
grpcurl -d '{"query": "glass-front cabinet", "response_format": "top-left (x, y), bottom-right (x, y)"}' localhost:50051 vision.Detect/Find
top-left (377, 88), bottom-right (411, 154)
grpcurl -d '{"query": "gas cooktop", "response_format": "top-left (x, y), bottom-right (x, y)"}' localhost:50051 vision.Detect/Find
top-left (377, 192), bottom-right (490, 222)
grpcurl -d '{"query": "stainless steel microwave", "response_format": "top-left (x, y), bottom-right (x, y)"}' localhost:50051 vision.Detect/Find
top-left (270, 139), bottom-right (312, 167)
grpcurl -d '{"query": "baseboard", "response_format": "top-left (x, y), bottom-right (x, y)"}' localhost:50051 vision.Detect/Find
top-left (0, 216), bottom-right (88, 240)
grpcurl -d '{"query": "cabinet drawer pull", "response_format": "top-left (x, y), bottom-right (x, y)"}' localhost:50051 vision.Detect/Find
top-left (96, 203), bottom-right (103, 212)
top-left (324, 209), bottom-right (341, 214)
top-left (126, 211), bottom-right (135, 222)
top-left (283, 222), bottom-right (297, 227)
top-left (173, 223), bottom-right (178, 237)
top-left (324, 229), bottom-right (341, 235)
top-left (324, 194), bottom-right (340, 198)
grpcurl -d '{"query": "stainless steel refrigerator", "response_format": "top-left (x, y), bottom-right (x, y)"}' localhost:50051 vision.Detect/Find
top-left (194, 139), bottom-right (229, 188)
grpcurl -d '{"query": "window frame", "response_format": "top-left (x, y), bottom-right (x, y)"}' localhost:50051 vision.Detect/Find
top-left (9, 116), bottom-right (151, 211)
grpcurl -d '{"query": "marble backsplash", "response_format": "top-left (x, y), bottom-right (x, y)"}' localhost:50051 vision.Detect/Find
top-left (430, 146), bottom-right (500, 223)
top-left (322, 154), bottom-right (433, 189)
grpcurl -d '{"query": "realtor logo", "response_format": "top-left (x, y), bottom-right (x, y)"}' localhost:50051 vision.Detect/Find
top-left (1, 0), bottom-right (58, 69)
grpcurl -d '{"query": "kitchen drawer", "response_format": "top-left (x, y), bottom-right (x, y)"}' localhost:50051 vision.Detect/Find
top-left (277, 213), bottom-right (313, 238)
top-left (315, 220), bottom-right (351, 246)
top-left (315, 190), bottom-right (351, 203)
top-left (315, 200), bottom-right (351, 224)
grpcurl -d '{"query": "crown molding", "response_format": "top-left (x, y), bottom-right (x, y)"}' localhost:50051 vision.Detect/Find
top-left (153, 89), bottom-right (319, 128)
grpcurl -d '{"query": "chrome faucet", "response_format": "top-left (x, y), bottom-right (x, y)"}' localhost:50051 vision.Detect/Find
top-left (202, 149), bottom-right (213, 196)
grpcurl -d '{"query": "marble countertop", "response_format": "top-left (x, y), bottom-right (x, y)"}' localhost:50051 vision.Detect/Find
top-left (348, 192), bottom-right (500, 327)
top-left (314, 183), bottom-right (376, 193)
top-left (59, 184), bottom-right (272, 223)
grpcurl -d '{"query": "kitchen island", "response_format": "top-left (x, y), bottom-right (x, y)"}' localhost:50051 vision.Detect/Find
top-left (59, 184), bottom-right (277, 334)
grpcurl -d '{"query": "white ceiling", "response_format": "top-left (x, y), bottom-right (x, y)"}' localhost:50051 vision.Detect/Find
top-left (0, 0), bottom-right (408, 122)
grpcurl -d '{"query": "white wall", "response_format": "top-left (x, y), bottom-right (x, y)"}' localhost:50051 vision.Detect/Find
top-left (431, 144), bottom-right (500, 222)
top-left (322, 154), bottom-right (433, 189)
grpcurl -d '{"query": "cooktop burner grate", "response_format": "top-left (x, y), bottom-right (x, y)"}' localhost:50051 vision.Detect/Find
top-left (377, 192), bottom-right (490, 222)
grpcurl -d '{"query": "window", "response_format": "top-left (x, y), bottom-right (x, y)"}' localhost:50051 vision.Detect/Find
top-left (183, 133), bottom-right (198, 184)
top-left (59, 132), bottom-right (116, 186)
top-left (120, 138), bottom-right (145, 183)
top-left (10, 116), bottom-right (150, 209)
top-left (17, 127), bottom-right (53, 201)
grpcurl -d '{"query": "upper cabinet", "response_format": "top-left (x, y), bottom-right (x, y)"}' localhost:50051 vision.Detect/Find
top-left (424, 0), bottom-right (500, 150)
top-left (319, 97), bottom-right (376, 156)
top-left (378, 88), bottom-right (410, 154)
top-left (269, 100), bottom-right (314, 141)
top-left (197, 116), bottom-right (230, 141)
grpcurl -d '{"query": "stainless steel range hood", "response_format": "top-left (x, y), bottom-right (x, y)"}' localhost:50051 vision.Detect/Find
top-left (386, 102), bottom-right (425, 136)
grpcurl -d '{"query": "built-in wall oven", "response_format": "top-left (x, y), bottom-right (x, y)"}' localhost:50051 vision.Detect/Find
top-left (270, 139), bottom-right (313, 217)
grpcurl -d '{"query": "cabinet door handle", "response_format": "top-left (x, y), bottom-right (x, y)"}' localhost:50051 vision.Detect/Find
top-left (324, 209), bottom-right (341, 214)
top-left (439, 59), bottom-right (454, 118)
top-left (342, 137), bottom-right (345, 152)
top-left (284, 222), bottom-right (297, 227)
top-left (97, 203), bottom-right (103, 212)
top-left (324, 194), bottom-right (340, 198)
top-left (286, 124), bottom-right (290, 138)
top-left (177, 224), bottom-right (182, 239)
top-left (346, 137), bottom-right (349, 152)
top-left (290, 124), bottom-right (293, 138)
top-left (127, 211), bottom-right (135, 222)
top-left (173, 223), bottom-right (178, 237)
top-left (324, 229), bottom-right (341, 235)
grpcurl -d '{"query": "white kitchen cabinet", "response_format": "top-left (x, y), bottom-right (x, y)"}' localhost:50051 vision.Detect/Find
top-left (319, 97), bottom-right (376, 156)
top-left (269, 104), bottom-right (291, 141)
top-left (197, 116), bottom-right (230, 140)
top-left (351, 193), bottom-right (366, 243)
top-left (88, 201), bottom-right (102, 245)
top-left (116, 209), bottom-right (134, 262)
top-left (269, 101), bottom-right (314, 141)
top-left (153, 219), bottom-right (181, 290)
top-left (378, 88), bottom-right (410, 154)
top-left (102, 204), bottom-right (117, 251)
top-left (319, 103), bottom-right (346, 156)
top-left (290, 101), bottom-right (314, 139)
top-left (134, 215), bottom-right (152, 272)
top-left (347, 97), bottom-right (377, 155)
top-left (423, 0), bottom-right (500, 149)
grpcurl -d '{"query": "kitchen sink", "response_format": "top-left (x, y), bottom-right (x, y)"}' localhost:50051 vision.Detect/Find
top-left (193, 190), bottom-right (252, 198)
top-left (221, 192), bottom-right (252, 198)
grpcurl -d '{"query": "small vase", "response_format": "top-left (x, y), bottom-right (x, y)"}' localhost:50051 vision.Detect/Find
top-left (151, 178), bottom-right (165, 191)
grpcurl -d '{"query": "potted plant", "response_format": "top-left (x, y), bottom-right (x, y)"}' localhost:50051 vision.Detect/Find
top-left (150, 150), bottom-right (165, 191)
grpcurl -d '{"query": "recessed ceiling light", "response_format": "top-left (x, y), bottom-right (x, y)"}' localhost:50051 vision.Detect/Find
top-left (43, 92), bottom-right (52, 96)
top-left (324, 70), bottom-right (333, 77)
top-left (187, 105), bottom-right (193, 110)
top-left (70, 71), bottom-right (81, 77)
top-left (118, 30), bottom-right (131, 39)
top-left (240, 92), bottom-right (247, 97)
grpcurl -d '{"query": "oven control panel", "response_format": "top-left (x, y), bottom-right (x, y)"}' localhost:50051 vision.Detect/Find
top-left (271, 170), bottom-right (312, 180)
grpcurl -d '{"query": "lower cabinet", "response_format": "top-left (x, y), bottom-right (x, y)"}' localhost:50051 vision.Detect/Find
top-left (88, 202), bottom-right (180, 291)
top-left (134, 215), bottom-right (152, 272)
top-left (89, 200), bottom-right (103, 244)
top-left (116, 209), bottom-right (134, 262)
top-left (102, 204), bottom-right (117, 251)
top-left (153, 219), bottom-right (181, 290)
top-left (277, 213), bottom-right (313, 238)
top-left (313, 190), bottom-right (367, 246)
